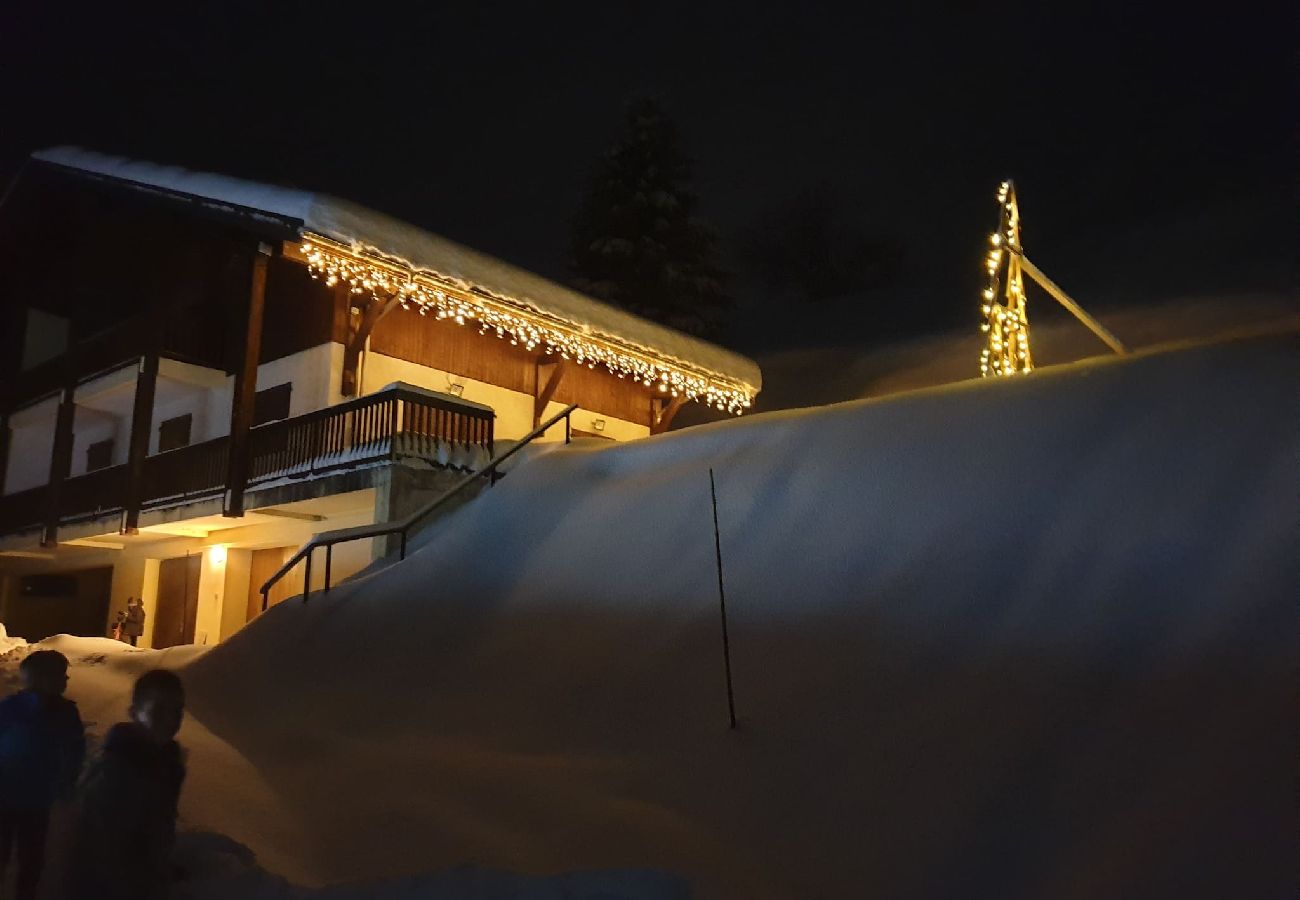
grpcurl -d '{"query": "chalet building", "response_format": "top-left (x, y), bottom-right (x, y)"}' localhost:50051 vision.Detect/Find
top-left (0, 148), bottom-right (761, 648)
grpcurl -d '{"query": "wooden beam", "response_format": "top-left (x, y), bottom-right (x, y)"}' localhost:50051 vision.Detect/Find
top-left (120, 348), bottom-right (160, 534)
top-left (223, 243), bottom-right (272, 518)
top-left (650, 395), bottom-right (686, 435)
top-left (341, 292), bottom-right (403, 397)
top-left (42, 387), bottom-right (77, 546)
top-left (533, 359), bottom-right (567, 427)
top-left (1018, 254), bottom-right (1128, 355)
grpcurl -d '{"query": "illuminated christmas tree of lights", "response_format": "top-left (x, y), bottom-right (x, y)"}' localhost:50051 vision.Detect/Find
top-left (979, 181), bottom-right (1033, 377)
top-left (978, 180), bottom-right (1128, 378)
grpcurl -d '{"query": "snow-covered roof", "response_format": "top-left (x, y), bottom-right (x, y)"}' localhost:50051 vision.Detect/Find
top-left (31, 147), bottom-right (761, 398)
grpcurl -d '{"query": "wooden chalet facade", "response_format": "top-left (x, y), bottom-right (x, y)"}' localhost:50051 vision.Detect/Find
top-left (0, 148), bottom-right (760, 647)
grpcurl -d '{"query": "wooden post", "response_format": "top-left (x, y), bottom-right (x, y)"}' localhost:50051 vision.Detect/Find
top-left (1018, 254), bottom-right (1129, 355)
top-left (42, 387), bottom-right (77, 546)
top-left (709, 468), bottom-right (737, 730)
top-left (120, 350), bottom-right (160, 534)
top-left (223, 243), bottom-right (272, 518)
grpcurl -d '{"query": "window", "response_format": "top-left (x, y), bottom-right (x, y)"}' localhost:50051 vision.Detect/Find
top-left (158, 414), bottom-right (192, 453)
top-left (86, 439), bottom-right (114, 472)
top-left (253, 383), bottom-right (292, 427)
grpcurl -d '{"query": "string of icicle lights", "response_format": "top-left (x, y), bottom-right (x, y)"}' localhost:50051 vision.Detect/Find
top-left (300, 235), bottom-right (755, 414)
top-left (979, 181), bottom-right (1033, 377)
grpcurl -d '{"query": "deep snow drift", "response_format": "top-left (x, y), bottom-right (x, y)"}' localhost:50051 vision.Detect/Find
top-left (28, 334), bottom-right (1300, 897)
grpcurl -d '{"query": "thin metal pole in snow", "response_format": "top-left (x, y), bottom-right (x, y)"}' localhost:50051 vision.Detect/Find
top-left (709, 468), bottom-right (738, 730)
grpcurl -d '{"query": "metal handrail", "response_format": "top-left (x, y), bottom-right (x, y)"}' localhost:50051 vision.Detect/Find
top-left (259, 404), bottom-right (577, 610)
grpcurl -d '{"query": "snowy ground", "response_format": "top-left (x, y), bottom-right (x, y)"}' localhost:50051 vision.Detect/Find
top-left (8, 333), bottom-right (1297, 898)
top-left (0, 637), bottom-right (684, 898)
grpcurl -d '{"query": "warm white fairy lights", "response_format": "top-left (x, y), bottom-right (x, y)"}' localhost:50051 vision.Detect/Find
top-left (979, 181), bottom-right (1033, 377)
top-left (300, 235), bottom-right (756, 413)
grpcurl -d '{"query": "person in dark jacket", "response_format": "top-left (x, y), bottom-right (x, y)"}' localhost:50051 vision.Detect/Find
top-left (0, 650), bottom-right (85, 900)
top-left (121, 596), bottom-right (146, 646)
top-left (64, 669), bottom-right (186, 900)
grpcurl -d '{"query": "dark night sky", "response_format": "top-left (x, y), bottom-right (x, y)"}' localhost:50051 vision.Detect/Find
top-left (1, 2), bottom-right (1293, 355)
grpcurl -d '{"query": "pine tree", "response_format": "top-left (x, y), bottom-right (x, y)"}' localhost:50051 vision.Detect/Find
top-left (570, 98), bottom-right (730, 339)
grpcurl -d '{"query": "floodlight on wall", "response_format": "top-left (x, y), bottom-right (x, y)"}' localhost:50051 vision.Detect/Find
top-left (207, 544), bottom-right (228, 566)
top-left (447, 383), bottom-right (465, 397)
top-left (592, 419), bottom-right (606, 432)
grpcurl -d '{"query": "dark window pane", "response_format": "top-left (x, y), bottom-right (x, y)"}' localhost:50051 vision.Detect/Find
top-left (86, 438), bottom-right (113, 471)
top-left (253, 382), bottom-right (292, 427)
top-left (158, 414), bottom-right (192, 453)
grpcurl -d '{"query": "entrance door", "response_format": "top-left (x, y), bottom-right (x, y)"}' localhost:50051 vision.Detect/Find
top-left (154, 555), bottom-right (200, 649)
top-left (247, 547), bottom-right (294, 622)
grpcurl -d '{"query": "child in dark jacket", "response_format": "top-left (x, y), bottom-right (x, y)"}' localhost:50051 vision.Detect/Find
top-left (65, 669), bottom-right (186, 900)
top-left (0, 649), bottom-right (85, 900)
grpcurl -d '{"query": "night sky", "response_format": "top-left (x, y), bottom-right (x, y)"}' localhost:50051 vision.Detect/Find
top-left (2, 2), bottom-right (1293, 356)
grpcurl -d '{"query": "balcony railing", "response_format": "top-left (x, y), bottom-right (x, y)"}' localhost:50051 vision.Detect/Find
top-left (0, 385), bottom-right (494, 536)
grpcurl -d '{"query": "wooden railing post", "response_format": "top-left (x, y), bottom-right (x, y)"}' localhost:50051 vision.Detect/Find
top-left (388, 396), bottom-right (398, 461)
top-left (223, 242), bottom-right (271, 518)
top-left (303, 546), bottom-right (312, 603)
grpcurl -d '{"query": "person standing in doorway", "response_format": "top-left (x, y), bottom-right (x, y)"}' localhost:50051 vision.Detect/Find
top-left (122, 597), bottom-right (145, 647)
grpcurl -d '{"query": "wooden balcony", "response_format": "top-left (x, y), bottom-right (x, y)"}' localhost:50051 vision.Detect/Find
top-left (0, 386), bottom-right (494, 536)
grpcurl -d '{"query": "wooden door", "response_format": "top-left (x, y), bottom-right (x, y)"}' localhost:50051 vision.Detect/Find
top-left (154, 555), bottom-right (200, 649)
top-left (246, 547), bottom-right (294, 622)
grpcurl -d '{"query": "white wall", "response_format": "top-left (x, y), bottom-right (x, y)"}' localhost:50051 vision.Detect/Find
top-left (194, 545), bottom-right (226, 646)
top-left (67, 409), bottom-right (123, 477)
top-left (5, 396), bottom-right (59, 493)
top-left (201, 343), bottom-right (338, 442)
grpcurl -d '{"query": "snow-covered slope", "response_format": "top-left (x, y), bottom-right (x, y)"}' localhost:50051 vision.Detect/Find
top-left (168, 334), bottom-right (1295, 896)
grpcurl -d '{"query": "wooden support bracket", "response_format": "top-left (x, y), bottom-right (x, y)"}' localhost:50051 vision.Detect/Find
top-left (534, 359), bottom-right (567, 427)
top-left (651, 394), bottom-right (686, 435)
top-left (341, 291), bottom-right (403, 397)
